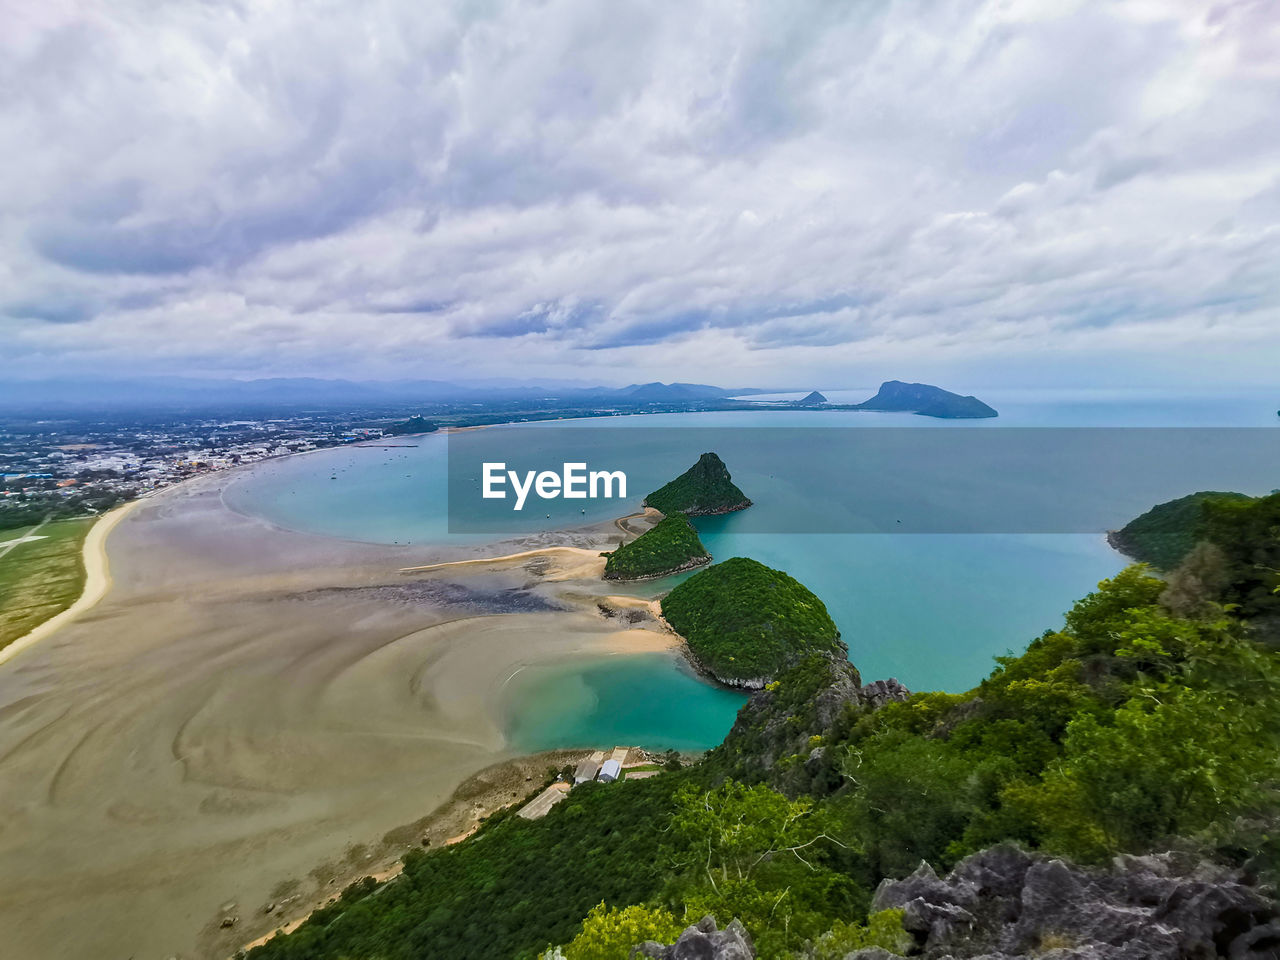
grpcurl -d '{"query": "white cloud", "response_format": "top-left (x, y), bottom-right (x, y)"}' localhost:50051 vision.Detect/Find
top-left (1, 0), bottom-right (1278, 385)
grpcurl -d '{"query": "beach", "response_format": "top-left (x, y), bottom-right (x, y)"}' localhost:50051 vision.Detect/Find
top-left (0, 472), bottom-right (674, 959)
top-left (0, 499), bottom-right (140, 667)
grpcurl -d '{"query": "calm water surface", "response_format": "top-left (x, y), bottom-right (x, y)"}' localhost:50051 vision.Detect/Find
top-left (224, 389), bottom-right (1279, 749)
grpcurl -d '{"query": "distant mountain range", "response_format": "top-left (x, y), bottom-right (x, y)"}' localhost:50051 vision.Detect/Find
top-left (0, 377), bottom-right (769, 411)
top-left (0, 376), bottom-right (999, 417)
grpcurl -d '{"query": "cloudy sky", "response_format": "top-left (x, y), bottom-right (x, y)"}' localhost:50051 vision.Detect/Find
top-left (2, 0), bottom-right (1277, 387)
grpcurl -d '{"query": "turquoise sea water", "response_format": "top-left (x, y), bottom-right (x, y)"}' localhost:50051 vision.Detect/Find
top-left (223, 388), bottom-right (1280, 751)
top-left (502, 653), bottom-right (749, 753)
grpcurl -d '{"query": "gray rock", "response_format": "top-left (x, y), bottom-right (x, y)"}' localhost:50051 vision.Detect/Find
top-left (902, 896), bottom-right (975, 943)
top-left (633, 916), bottom-right (755, 960)
top-left (635, 848), bottom-right (1278, 960)
top-left (873, 860), bottom-right (976, 913)
top-left (869, 845), bottom-right (1279, 959)
top-left (857, 678), bottom-right (910, 710)
top-left (950, 843), bottom-right (1034, 901)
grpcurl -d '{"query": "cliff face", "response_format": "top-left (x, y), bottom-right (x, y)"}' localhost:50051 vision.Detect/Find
top-left (639, 848), bottom-right (1280, 960)
top-left (854, 380), bottom-right (998, 419)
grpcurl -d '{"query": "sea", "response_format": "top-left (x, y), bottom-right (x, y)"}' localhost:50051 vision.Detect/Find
top-left (223, 387), bottom-right (1280, 752)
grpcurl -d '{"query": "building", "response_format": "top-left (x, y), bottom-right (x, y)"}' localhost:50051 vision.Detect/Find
top-left (517, 783), bottom-right (570, 820)
top-left (573, 751), bottom-right (605, 785)
top-left (598, 759), bottom-right (621, 783)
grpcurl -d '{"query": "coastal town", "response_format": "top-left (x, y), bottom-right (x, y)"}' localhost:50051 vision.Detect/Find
top-left (0, 412), bottom-right (413, 530)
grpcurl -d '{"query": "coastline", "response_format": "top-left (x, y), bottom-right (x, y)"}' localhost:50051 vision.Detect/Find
top-left (0, 465), bottom-right (710, 960)
top-left (0, 498), bottom-right (141, 667)
top-left (229, 748), bottom-right (590, 956)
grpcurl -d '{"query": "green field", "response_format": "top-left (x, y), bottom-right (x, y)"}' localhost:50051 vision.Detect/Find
top-left (0, 517), bottom-right (95, 651)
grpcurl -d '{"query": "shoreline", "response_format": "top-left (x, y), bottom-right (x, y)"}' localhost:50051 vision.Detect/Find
top-left (229, 748), bottom-right (590, 957)
top-left (0, 498), bottom-right (141, 667)
top-left (0, 463), bottom-right (722, 960)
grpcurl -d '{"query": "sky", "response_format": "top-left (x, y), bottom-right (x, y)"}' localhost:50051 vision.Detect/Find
top-left (1, 0), bottom-right (1278, 389)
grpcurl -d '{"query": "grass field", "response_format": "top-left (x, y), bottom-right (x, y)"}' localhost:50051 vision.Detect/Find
top-left (0, 517), bottom-right (96, 651)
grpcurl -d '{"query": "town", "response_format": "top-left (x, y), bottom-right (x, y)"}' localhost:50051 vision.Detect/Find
top-left (0, 382), bottom-right (786, 531)
top-left (0, 410), bottom-right (416, 530)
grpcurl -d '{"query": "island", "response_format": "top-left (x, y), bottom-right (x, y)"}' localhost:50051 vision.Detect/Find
top-left (853, 380), bottom-right (998, 418)
top-left (1108, 490), bottom-right (1254, 570)
top-left (659, 556), bottom-right (844, 688)
top-left (602, 513), bottom-right (710, 580)
top-left (643, 452), bottom-right (752, 516)
top-left (793, 390), bottom-right (827, 406)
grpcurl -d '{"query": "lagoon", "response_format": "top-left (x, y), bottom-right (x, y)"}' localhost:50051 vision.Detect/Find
top-left (502, 652), bottom-right (748, 754)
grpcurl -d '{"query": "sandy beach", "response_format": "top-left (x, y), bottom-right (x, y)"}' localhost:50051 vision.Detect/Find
top-left (0, 472), bottom-right (675, 960)
top-left (0, 499), bottom-right (141, 667)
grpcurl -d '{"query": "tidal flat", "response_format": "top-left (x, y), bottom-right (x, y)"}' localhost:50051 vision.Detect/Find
top-left (0, 472), bottom-right (707, 960)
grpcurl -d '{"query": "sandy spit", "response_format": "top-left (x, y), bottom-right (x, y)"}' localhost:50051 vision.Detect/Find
top-left (0, 472), bottom-right (681, 960)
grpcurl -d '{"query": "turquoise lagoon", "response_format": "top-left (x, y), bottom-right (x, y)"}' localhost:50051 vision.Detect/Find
top-left (224, 389), bottom-right (1280, 751)
top-left (501, 654), bottom-right (750, 754)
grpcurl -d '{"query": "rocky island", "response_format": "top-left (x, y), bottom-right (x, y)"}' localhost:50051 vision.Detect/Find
top-left (854, 380), bottom-right (998, 418)
top-left (793, 390), bottom-right (827, 406)
top-left (643, 452), bottom-right (752, 516)
top-left (659, 556), bottom-right (844, 688)
top-left (602, 513), bottom-right (711, 581)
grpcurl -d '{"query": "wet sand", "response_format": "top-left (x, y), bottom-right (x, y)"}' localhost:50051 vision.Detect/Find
top-left (0, 474), bottom-right (670, 959)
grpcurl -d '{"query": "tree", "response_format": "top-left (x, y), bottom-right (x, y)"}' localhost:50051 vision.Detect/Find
top-left (671, 782), bottom-right (843, 891)
top-left (670, 781), bottom-right (860, 954)
top-left (1160, 541), bottom-right (1230, 618)
top-left (1009, 629), bottom-right (1280, 861)
top-left (542, 903), bottom-right (683, 960)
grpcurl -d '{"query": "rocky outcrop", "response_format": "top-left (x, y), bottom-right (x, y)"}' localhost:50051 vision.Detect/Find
top-left (710, 656), bottom-right (910, 796)
top-left (638, 849), bottom-right (1279, 960)
top-left (633, 916), bottom-right (754, 960)
top-left (868, 844), bottom-right (1280, 959)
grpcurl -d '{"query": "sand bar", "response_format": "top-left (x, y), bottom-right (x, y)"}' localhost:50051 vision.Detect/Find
top-left (0, 473), bottom-right (677, 960)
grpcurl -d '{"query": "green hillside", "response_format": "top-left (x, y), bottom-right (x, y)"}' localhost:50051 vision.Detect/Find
top-left (603, 513), bottom-right (709, 580)
top-left (660, 557), bottom-right (843, 684)
top-left (248, 497), bottom-right (1280, 960)
top-left (1110, 490), bottom-right (1253, 569)
top-left (643, 452), bottom-right (751, 516)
